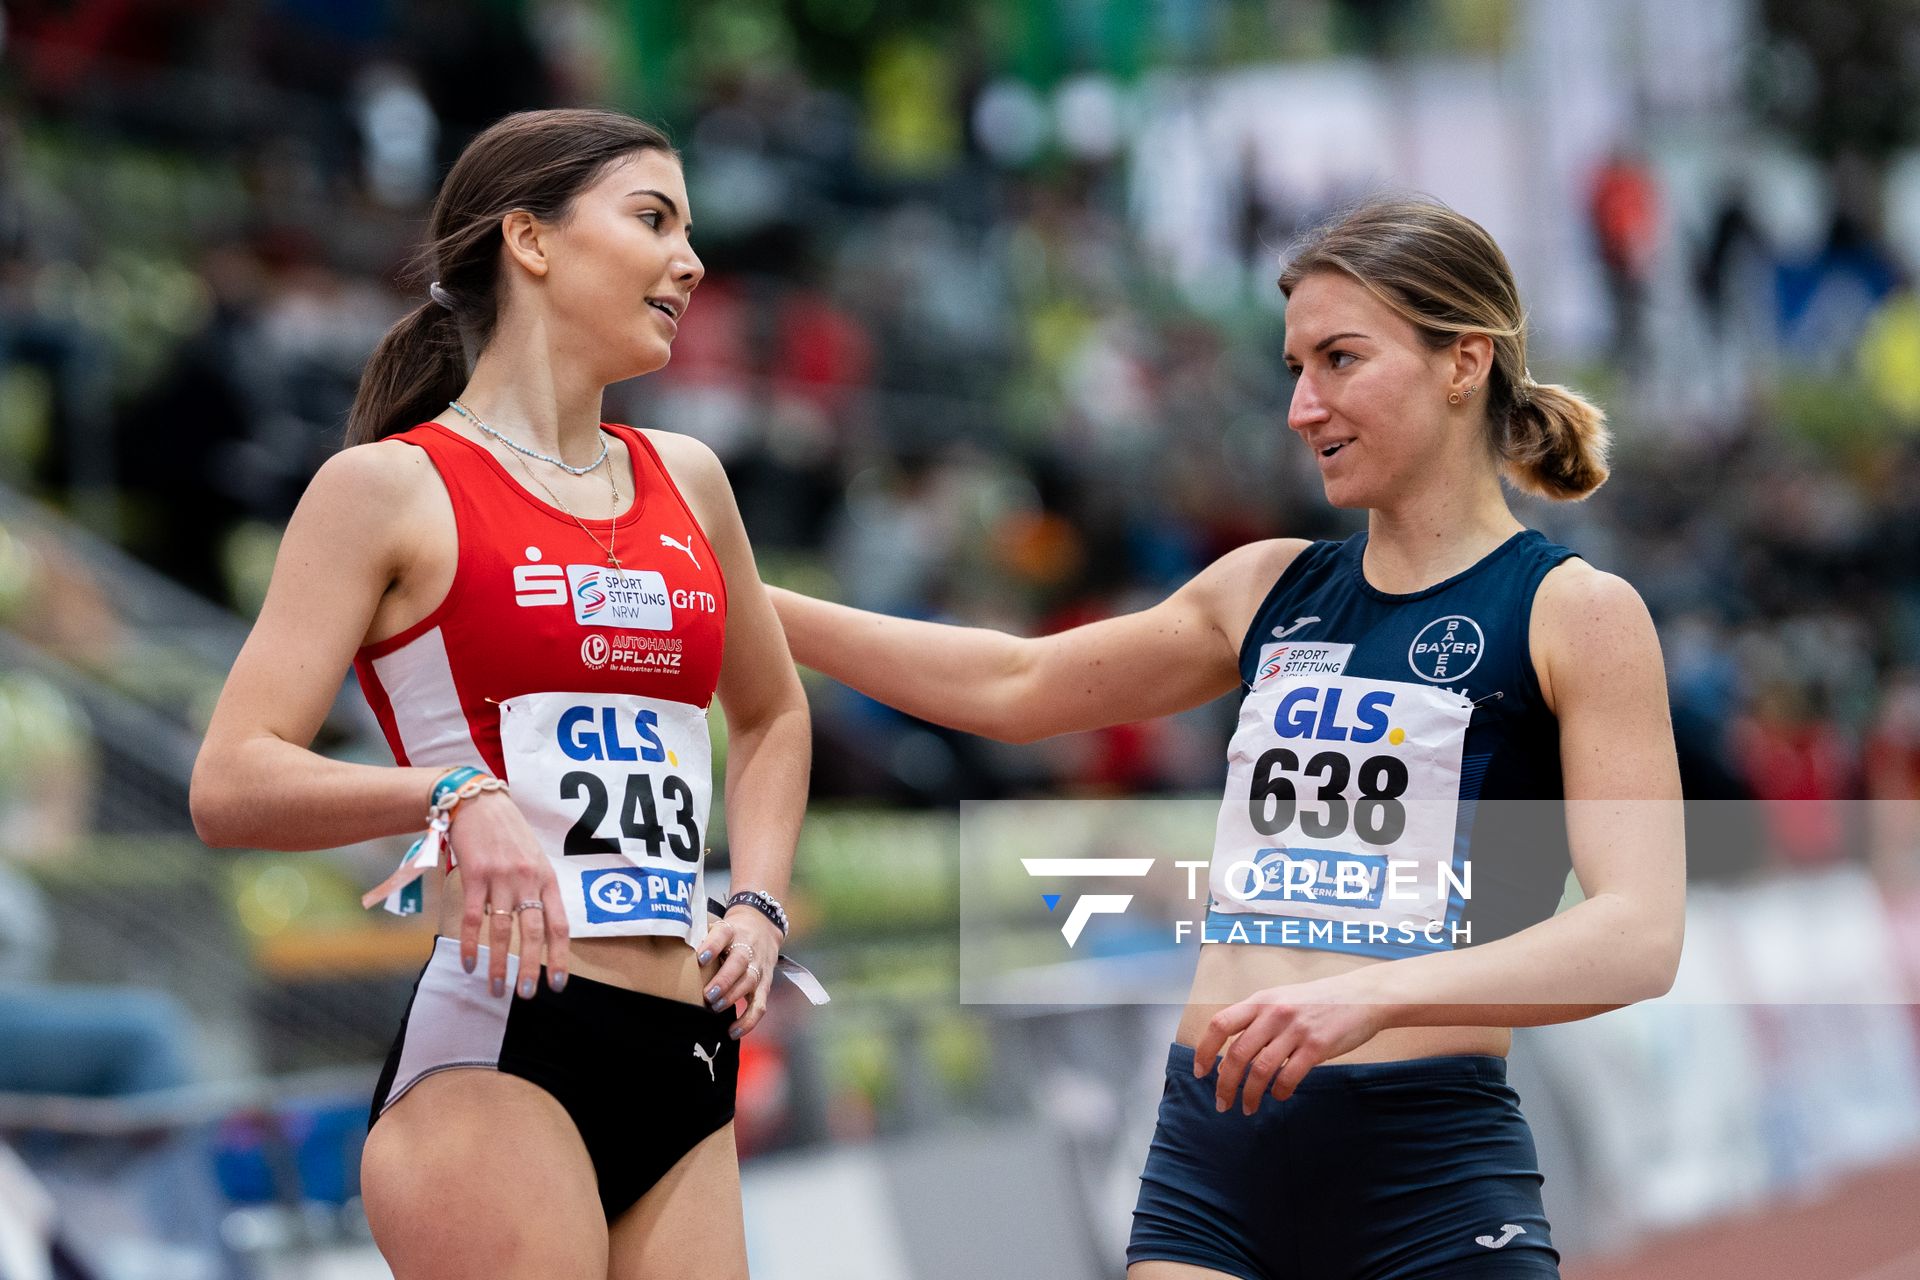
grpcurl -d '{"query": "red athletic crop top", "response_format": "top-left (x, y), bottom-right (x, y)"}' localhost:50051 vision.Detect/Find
top-left (352, 422), bottom-right (728, 780)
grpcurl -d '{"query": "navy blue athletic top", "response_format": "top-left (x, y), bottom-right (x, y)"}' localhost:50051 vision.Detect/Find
top-left (1204, 529), bottom-right (1580, 957)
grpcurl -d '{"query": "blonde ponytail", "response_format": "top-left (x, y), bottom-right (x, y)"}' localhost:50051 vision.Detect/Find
top-left (1499, 379), bottom-right (1610, 501)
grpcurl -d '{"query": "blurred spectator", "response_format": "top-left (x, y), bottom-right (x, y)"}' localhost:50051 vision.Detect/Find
top-left (113, 241), bottom-right (265, 598)
top-left (1733, 681), bottom-right (1859, 868)
top-left (1777, 164), bottom-right (1904, 366)
top-left (1867, 670), bottom-right (1920, 881)
top-left (1695, 185), bottom-right (1770, 336)
top-left (1587, 147), bottom-right (1662, 368)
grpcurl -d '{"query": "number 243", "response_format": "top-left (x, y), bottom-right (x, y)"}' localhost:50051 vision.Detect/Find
top-left (562, 772), bottom-right (700, 861)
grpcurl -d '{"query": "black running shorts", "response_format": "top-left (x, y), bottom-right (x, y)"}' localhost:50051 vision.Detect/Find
top-left (370, 936), bottom-right (740, 1221)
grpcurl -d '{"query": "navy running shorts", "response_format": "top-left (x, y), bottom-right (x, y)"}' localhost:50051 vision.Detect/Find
top-left (1128, 1043), bottom-right (1558, 1280)
top-left (370, 936), bottom-right (739, 1221)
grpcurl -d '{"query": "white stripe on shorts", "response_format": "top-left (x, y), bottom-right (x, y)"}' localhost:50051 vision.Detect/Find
top-left (378, 938), bottom-right (521, 1115)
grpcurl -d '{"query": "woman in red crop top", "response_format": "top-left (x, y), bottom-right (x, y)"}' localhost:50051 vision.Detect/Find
top-left (191, 110), bottom-right (810, 1278)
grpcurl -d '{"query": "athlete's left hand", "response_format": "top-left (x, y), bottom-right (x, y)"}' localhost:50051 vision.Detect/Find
top-left (1193, 974), bottom-right (1388, 1114)
top-left (697, 907), bottom-right (782, 1039)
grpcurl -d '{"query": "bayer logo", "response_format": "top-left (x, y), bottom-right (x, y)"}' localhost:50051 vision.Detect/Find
top-left (580, 634), bottom-right (610, 670)
top-left (589, 871), bottom-right (642, 914)
top-left (1407, 615), bottom-right (1485, 682)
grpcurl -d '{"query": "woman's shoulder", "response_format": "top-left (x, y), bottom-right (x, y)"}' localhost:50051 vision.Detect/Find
top-left (1189, 537), bottom-right (1317, 642)
top-left (1206, 535), bottom-right (1336, 607)
top-left (309, 432), bottom-right (421, 484)
top-left (315, 434), bottom-right (445, 498)
top-left (296, 436), bottom-right (450, 544)
top-left (1529, 557), bottom-right (1659, 713)
top-left (1214, 537), bottom-right (1316, 587)
top-left (629, 426), bottom-right (731, 509)
top-left (631, 425), bottom-right (721, 471)
top-left (1533, 554), bottom-right (1642, 618)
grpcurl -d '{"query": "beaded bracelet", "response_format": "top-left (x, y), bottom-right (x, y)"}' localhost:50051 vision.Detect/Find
top-left (431, 765), bottom-right (485, 807)
top-left (428, 772), bottom-right (509, 826)
top-left (726, 888), bottom-right (790, 937)
top-left (359, 767), bottom-right (508, 917)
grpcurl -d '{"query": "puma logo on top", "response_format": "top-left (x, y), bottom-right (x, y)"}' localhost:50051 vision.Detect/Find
top-left (661, 532), bottom-right (700, 570)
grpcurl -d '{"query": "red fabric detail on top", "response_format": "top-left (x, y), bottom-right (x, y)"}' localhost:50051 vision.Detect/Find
top-left (351, 665), bottom-right (412, 769)
top-left (351, 422), bottom-right (728, 779)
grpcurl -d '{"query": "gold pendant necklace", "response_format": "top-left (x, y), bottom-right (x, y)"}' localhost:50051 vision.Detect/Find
top-left (513, 448), bottom-right (624, 569)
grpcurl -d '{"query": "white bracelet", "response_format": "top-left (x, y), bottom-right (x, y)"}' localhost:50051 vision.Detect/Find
top-left (429, 775), bottom-right (508, 825)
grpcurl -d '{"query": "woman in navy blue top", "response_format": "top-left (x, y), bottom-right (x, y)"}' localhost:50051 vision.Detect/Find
top-left (773, 197), bottom-right (1684, 1280)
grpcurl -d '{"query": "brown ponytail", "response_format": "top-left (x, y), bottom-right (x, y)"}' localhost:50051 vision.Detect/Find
top-left (345, 108), bottom-right (677, 446)
top-left (1278, 196), bottom-right (1612, 502)
top-left (346, 300), bottom-right (469, 445)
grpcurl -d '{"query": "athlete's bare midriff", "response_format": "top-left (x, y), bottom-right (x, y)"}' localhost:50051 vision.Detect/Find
top-left (429, 873), bottom-right (718, 1001)
top-left (1176, 942), bottom-right (1510, 1063)
top-left (365, 421), bottom-right (728, 1008)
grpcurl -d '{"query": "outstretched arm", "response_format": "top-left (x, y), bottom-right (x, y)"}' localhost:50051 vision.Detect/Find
top-left (769, 538), bottom-right (1306, 743)
top-left (1198, 563), bottom-right (1686, 1111)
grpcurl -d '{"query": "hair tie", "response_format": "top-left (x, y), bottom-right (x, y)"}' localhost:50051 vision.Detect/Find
top-left (428, 281), bottom-right (455, 310)
top-left (1514, 366), bottom-right (1537, 406)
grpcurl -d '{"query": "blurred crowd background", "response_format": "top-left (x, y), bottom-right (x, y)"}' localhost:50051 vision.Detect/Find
top-left (5, 0), bottom-right (1920, 1277)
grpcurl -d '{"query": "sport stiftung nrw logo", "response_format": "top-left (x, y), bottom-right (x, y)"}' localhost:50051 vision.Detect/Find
top-left (1022, 858), bottom-right (1154, 946)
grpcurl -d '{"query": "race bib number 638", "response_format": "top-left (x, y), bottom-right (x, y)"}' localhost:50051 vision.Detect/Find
top-left (1209, 674), bottom-right (1472, 932)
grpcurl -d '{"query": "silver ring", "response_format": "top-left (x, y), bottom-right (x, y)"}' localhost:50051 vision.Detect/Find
top-left (746, 962), bottom-right (762, 981)
top-left (730, 940), bottom-right (755, 960)
top-left (511, 900), bottom-right (545, 913)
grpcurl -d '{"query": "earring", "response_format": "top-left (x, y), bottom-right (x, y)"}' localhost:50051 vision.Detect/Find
top-left (1448, 391), bottom-right (1462, 405)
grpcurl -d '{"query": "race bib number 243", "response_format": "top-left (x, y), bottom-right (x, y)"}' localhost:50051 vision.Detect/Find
top-left (498, 691), bottom-right (712, 940)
